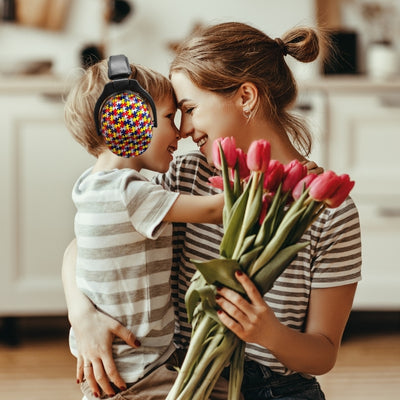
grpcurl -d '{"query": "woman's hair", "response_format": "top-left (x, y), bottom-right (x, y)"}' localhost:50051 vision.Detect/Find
top-left (170, 22), bottom-right (326, 156)
top-left (65, 59), bottom-right (175, 157)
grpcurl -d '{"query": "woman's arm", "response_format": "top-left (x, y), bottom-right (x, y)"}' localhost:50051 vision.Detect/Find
top-left (216, 271), bottom-right (356, 375)
top-left (163, 193), bottom-right (224, 224)
top-left (62, 240), bottom-right (140, 397)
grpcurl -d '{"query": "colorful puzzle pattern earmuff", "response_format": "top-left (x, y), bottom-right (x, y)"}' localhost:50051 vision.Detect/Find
top-left (94, 54), bottom-right (158, 158)
top-left (100, 92), bottom-right (152, 157)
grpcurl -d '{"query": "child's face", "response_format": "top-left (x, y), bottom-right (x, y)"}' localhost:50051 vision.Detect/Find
top-left (171, 72), bottom-right (246, 165)
top-left (141, 94), bottom-right (179, 173)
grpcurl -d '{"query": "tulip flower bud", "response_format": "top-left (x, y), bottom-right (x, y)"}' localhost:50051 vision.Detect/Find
top-left (234, 148), bottom-right (250, 181)
top-left (282, 160), bottom-right (308, 193)
top-left (259, 194), bottom-right (271, 225)
top-left (308, 171), bottom-right (341, 201)
top-left (212, 137), bottom-right (237, 170)
top-left (325, 174), bottom-right (355, 208)
top-left (246, 139), bottom-right (271, 173)
top-left (208, 176), bottom-right (226, 190)
top-left (263, 160), bottom-right (284, 193)
top-left (292, 174), bottom-right (317, 200)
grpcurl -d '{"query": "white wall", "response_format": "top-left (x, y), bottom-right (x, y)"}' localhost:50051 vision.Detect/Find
top-left (106, 0), bottom-right (316, 76)
top-left (0, 0), bottom-right (316, 77)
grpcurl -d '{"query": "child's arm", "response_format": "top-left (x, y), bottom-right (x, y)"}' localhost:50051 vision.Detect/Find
top-left (163, 193), bottom-right (224, 224)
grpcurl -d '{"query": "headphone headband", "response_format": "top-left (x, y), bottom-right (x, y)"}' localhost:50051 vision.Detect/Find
top-left (107, 54), bottom-right (131, 79)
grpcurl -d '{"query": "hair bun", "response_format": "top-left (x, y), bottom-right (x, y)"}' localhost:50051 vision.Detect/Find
top-left (274, 38), bottom-right (288, 56)
top-left (281, 27), bottom-right (321, 63)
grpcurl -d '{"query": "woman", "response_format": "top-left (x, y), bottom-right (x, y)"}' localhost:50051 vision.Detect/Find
top-left (63, 22), bottom-right (361, 399)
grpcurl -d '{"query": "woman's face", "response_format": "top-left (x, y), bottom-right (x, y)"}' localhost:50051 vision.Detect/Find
top-left (140, 94), bottom-right (179, 173)
top-left (171, 72), bottom-right (245, 165)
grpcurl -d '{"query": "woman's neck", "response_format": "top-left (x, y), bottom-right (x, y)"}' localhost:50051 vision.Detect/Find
top-left (241, 117), bottom-right (306, 164)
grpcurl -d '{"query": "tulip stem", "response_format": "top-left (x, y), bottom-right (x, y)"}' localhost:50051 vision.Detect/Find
top-left (232, 172), bottom-right (261, 260)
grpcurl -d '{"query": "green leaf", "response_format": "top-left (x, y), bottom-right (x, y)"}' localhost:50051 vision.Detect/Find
top-left (254, 184), bottom-right (283, 247)
top-left (219, 144), bottom-right (235, 213)
top-left (185, 272), bottom-right (206, 323)
top-left (237, 234), bottom-right (256, 259)
top-left (191, 258), bottom-right (245, 294)
top-left (238, 245), bottom-right (264, 271)
top-left (251, 242), bottom-right (309, 294)
top-left (286, 201), bottom-right (325, 246)
top-left (249, 206), bottom-right (306, 275)
top-left (242, 177), bottom-right (263, 234)
top-left (219, 184), bottom-right (250, 258)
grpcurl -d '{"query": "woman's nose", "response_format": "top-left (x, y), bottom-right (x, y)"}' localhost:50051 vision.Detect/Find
top-left (179, 116), bottom-right (194, 139)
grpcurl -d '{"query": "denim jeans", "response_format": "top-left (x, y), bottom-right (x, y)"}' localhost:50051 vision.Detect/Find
top-left (240, 360), bottom-right (326, 400)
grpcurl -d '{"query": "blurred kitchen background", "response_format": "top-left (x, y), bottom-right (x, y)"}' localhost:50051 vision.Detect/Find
top-left (0, 0), bottom-right (399, 399)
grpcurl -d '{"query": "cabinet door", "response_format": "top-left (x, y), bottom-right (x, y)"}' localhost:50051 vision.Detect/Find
top-left (0, 93), bottom-right (94, 315)
top-left (328, 93), bottom-right (400, 197)
top-left (294, 90), bottom-right (328, 168)
top-left (327, 93), bottom-right (400, 309)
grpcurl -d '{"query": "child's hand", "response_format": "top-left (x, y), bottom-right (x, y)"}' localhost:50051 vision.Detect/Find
top-left (302, 160), bottom-right (324, 175)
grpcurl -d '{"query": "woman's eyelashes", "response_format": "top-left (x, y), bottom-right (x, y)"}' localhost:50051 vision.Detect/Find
top-left (181, 104), bottom-right (195, 115)
top-left (185, 107), bottom-right (194, 115)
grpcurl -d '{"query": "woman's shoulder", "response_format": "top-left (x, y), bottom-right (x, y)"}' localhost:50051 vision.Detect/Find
top-left (323, 195), bottom-right (359, 221)
top-left (312, 195), bottom-right (360, 237)
top-left (169, 151), bottom-right (219, 195)
top-left (174, 151), bottom-right (212, 172)
top-left (174, 151), bottom-right (215, 181)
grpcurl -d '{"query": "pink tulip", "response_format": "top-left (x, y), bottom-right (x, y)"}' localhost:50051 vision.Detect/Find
top-left (234, 148), bottom-right (250, 181)
top-left (263, 160), bottom-right (284, 193)
top-left (292, 174), bottom-right (318, 200)
top-left (212, 137), bottom-right (237, 170)
top-left (259, 194), bottom-right (271, 225)
top-left (308, 171), bottom-right (341, 202)
top-left (246, 140), bottom-right (271, 173)
top-left (208, 176), bottom-right (229, 190)
top-left (325, 174), bottom-right (355, 208)
top-left (282, 160), bottom-right (308, 193)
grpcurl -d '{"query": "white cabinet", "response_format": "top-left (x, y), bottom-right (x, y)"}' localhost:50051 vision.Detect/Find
top-left (0, 82), bottom-right (94, 316)
top-left (326, 91), bottom-right (400, 310)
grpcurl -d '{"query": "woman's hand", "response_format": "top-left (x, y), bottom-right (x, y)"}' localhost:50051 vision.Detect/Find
top-left (74, 308), bottom-right (140, 397)
top-left (215, 270), bottom-right (357, 375)
top-left (215, 271), bottom-right (279, 345)
top-left (62, 240), bottom-right (140, 397)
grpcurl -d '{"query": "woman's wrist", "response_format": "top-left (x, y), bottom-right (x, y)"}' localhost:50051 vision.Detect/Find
top-left (67, 293), bottom-right (95, 327)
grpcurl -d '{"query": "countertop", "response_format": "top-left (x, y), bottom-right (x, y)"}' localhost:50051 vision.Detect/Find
top-left (0, 74), bottom-right (71, 94)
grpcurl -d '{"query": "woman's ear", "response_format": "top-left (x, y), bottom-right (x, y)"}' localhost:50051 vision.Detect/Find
top-left (236, 82), bottom-right (258, 111)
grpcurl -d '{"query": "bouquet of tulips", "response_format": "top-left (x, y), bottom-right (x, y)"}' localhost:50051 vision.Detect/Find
top-left (166, 138), bottom-right (355, 400)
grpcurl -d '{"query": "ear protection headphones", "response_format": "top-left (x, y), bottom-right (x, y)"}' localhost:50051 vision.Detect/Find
top-left (94, 54), bottom-right (158, 158)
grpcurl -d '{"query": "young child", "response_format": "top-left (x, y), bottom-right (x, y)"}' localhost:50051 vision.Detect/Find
top-left (64, 55), bottom-right (225, 399)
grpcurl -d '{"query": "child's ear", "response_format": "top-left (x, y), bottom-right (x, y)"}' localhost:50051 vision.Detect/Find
top-left (236, 82), bottom-right (258, 111)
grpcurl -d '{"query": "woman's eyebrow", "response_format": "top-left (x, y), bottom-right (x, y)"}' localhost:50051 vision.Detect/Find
top-left (177, 98), bottom-right (190, 108)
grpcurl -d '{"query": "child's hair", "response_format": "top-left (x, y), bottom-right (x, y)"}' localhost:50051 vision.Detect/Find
top-left (170, 22), bottom-right (327, 156)
top-left (65, 59), bottom-right (175, 157)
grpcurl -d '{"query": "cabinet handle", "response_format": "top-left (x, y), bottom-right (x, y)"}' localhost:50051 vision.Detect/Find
top-left (378, 207), bottom-right (400, 218)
